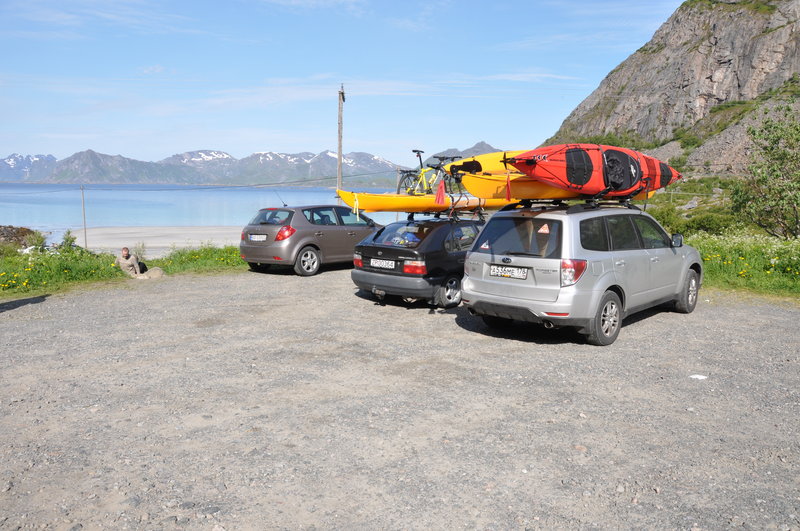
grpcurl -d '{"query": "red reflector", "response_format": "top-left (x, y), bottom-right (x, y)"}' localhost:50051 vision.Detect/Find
top-left (544, 312), bottom-right (570, 317)
top-left (275, 225), bottom-right (296, 241)
top-left (273, 256), bottom-right (283, 261)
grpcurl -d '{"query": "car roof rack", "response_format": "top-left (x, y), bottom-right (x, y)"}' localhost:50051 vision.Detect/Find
top-left (566, 199), bottom-right (641, 214)
top-left (499, 199), bottom-right (566, 212)
top-left (405, 208), bottom-right (486, 222)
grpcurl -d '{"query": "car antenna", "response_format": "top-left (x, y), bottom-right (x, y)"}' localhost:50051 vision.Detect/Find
top-left (273, 190), bottom-right (287, 207)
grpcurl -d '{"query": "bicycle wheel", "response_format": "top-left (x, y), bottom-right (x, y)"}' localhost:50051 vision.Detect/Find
top-left (397, 173), bottom-right (418, 195)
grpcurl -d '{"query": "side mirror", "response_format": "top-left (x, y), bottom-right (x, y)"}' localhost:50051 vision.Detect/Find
top-left (671, 234), bottom-right (683, 248)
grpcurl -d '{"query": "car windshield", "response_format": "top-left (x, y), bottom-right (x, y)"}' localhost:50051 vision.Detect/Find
top-left (373, 222), bottom-right (435, 248)
top-left (249, 209), bottom-right (293, 225)
top-left (473, 217), bottom-right (562, 258)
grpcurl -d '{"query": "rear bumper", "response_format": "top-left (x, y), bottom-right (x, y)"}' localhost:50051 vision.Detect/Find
top-left (352, 269), bottom-right (442, 300)
top-left (461, 281), bottom-right (596, 330)
top-left (239, 242), bottom-right (294, 264)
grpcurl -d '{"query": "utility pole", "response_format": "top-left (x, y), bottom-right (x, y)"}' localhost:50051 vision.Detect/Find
top-left (337, 84), bottom-right (345, 203)
top-left (80, 184), bottom-right (88, 249)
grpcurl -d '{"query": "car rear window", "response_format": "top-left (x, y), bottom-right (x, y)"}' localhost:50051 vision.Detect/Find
top-left (249, 209), bottom-right (293, 225)
top-left (473, 217), bottom-right (561, 258)
top-left (373, 222), bottom-right (436, 248)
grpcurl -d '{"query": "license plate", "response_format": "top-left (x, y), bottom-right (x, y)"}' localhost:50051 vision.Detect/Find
top-left (370, 258), bottom-right (395, 269)
top-left (490, 264), bottom-right (528, 280)
top-left (249, 234), bottom-right (267, 241)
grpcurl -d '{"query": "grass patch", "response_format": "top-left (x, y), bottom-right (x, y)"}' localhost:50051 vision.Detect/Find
top-left (688, 230), bottom-right (800, 297)
top-left (1, 247), bottom-right (125, 297)
top-left (0, 241), bottom-right (247, 300)
top-left (148, 245), bottom-right (248, 275)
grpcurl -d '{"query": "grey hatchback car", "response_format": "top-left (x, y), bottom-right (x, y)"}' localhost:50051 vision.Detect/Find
top-left (239, 205), bottom-right (378, 276)
top-left (461, 201), bottom-right (703, 345)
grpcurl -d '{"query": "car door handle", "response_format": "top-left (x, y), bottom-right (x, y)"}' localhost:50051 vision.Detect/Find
top-left (650, 257), bottom-right (660, 263)
top-left (615, 260), bottom-right (625, 266)
top-left (347, 231), bottom-right (357, 236)
top-left (315, 231), bottom-right (324, 236)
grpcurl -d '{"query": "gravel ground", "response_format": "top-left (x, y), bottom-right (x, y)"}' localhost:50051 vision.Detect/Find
top-left (1, 267), bottom-right (799, 530)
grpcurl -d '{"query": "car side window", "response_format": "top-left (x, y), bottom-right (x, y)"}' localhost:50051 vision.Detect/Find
top-left (336, 207), bottom-right (370, 226)
top-left (445, 224), bottom-right (479, 252)
top-left (304, 207), bottom-right (339, 226)
top-left (607, 215), bottom-right (641, 250)
top-left (632, 216), bottom-right (670, 249)
top-left (580, 217), bottom-right (609, 251)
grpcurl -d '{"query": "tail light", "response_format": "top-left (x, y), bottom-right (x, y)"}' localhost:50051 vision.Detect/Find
top-left (353, 252), bottom-right (363, 268)
top-left (403, 260), bottom-right (427, 275)
top-left (275, 225), bottom-right (296, 241)
top-left (240, 231), bottom-right (245, 241)
top-left (561, 259), bottom-right (588, 287)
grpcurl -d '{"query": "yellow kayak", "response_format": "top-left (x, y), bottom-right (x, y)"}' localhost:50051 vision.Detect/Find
top-left (460, 173), bottom-right (581, 200)
top-left (337, 189), bottom-right (512, 213)
top-left (444, 150), bottom-right (528, 174)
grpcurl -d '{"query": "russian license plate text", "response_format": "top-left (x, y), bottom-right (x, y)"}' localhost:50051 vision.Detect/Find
top-left (490, 264), bottom-right (528, 280)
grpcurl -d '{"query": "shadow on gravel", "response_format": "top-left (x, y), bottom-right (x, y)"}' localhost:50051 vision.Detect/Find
top-left (453, 310), bottom-right (585, 345)
top-left (454, 302), bottom-right (680, 345)
top-left (0, 295), bottom-right (49, 314)
top-left (247, 262), bottom-right (353, 276)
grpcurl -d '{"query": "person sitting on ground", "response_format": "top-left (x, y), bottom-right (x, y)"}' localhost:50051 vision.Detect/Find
top-left (115, 247), bottom-right (141, 277)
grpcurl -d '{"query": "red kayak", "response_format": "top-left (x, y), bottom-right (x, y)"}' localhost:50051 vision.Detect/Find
top-left (507, 144), bottom-right (681, 198)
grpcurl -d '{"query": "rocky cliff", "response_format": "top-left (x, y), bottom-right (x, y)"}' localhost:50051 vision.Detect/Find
top-left (547, 0), bottom-right (800, 176)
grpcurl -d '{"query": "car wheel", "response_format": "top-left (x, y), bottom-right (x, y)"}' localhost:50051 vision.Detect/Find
top-left (586, 291), bottom-right (622, 346)
top-left (436, 276), bottom-right (462, 308)
top-left (294, 246), bottom-right (321, 276)
top-left (674, 269), bottom-right (699, 314)
top-left (481, 315), bottom-right (513, 329)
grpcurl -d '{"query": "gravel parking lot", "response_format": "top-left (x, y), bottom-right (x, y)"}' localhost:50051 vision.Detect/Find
top-left (1, 267), bottom-right (799, 529)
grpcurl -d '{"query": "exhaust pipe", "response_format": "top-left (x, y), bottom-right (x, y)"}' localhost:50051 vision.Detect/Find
top-left (543, 320), bottom-right (555, 329)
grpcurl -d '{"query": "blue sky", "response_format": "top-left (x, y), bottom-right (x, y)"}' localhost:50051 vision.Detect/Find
top-left (1, 0), bottom-right (684, 168)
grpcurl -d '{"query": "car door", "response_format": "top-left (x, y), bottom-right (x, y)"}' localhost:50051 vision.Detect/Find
top-left (631, 215), bottom-right (684, 300)
top-left (335, 206), bottom-right (376, 253)
top-left (303, 207), bottom-right (351, 262)
top-left (444, 223), bottom-right (480, 274)
top-left (607, 214), bottom-right (651, 310)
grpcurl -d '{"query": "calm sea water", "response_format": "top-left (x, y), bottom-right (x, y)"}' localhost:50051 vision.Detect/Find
top-left (0, 183), bottom-right (399, 240)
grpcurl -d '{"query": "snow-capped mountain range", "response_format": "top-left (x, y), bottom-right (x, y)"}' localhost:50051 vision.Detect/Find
top-left (0, 143), bottom-right (498, 186)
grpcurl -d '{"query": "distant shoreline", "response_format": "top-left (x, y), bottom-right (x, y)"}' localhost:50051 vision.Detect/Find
top-left (76, 226), bottom-right (242, 258)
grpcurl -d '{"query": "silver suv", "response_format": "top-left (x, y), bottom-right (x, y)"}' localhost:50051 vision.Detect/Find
top-left (461, 201), bottom-right (702, 345)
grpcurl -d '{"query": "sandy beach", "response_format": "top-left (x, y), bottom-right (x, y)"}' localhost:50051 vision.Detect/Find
top-left (76, 226), bottom-right (242, 258)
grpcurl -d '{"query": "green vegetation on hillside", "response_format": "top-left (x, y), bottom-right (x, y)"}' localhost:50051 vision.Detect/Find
top-left (731, 104), bottom-right (800, 239)
top-left (681, 0), bottom-right (777, 15)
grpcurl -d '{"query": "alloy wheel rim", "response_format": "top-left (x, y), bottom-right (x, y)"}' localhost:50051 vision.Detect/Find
top-left (601, 300), bottom-right (619, 337)
top-left (302, 252), bottom-right (318, 272)
top-left (688, 277), bottom-right (697, 307)
top-left (444, 278), bottom-right (461, 303)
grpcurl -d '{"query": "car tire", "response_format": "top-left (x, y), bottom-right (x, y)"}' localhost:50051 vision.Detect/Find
top-left (294, 246), bottom-right (321, 276)
top-left (674, 269), bottom-right (699, 314)
top-left (435, 275), bottom-right (462, 308)
top-left (586, 290), bottom-right (622, 346)
top-left (481, 315), bottom-right (513, 329)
